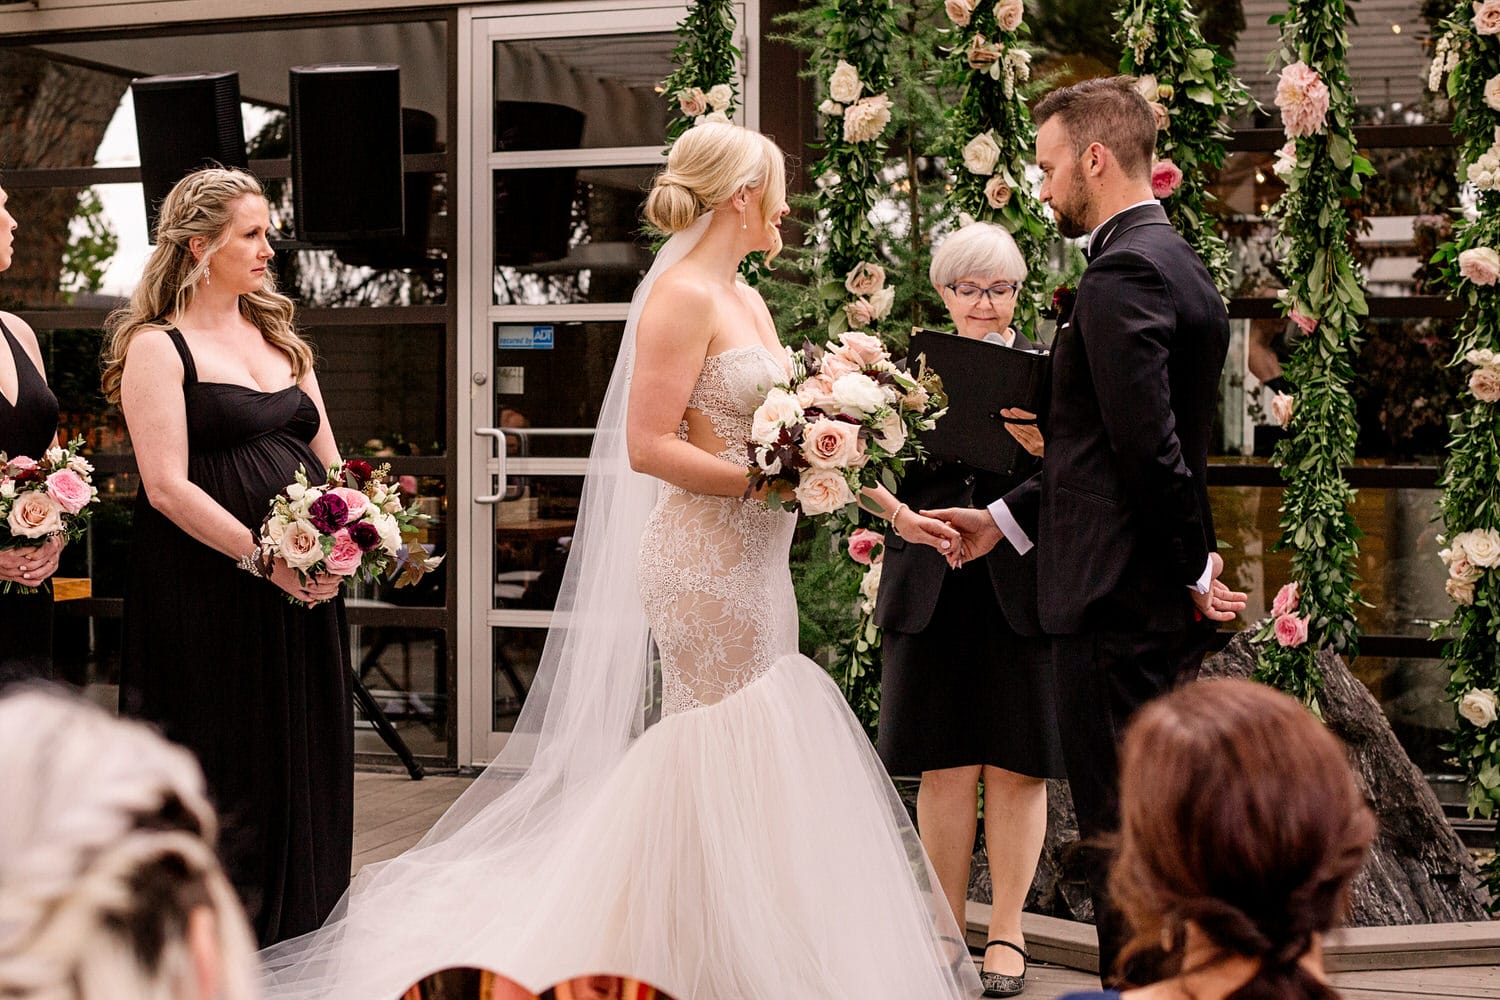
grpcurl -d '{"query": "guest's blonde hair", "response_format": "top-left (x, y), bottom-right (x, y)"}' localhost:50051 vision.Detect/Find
top-left (100, 167), bottom-right (313, 404)
top-left (0, 687), bottom-right (258, 1000)
top-left (644, 123), bottom-right (786, 260)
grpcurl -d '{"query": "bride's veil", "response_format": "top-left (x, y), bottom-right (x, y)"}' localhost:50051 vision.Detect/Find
top-left (257, 213), bottom-right (714, 994)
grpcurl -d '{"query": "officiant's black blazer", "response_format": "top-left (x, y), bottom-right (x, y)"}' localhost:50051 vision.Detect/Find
top-left (874, 330), bottom-right (1045, 637)
top-left (1002, 202), bottom-right (1229, 635)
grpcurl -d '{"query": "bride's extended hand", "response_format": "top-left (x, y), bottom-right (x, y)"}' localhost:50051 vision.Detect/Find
top-left (892, 505), bottom-right (959, 554)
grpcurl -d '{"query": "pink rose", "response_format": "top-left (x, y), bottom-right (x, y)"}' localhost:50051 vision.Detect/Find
top-left (1458, 246), bottom-right (1500, 286)
top-left (324, 529), bottom-right (365, 577)
top-left (847, 527), bottom-right (885, 565)
top-left (845, 262), bottom-right (887, 297)
top-left (994, 0), bottom-right (1024, 31)
top-left (801, 418), bottom-right (866, 470)
top-left (984, 176), bottom-right (1014, 209)
top-left (329, 486), bottom-right (370, 521)
top-left (820, 349), bottom-right (862, 380)
top-left (795, 372), bottom-right (839, 411)
top-left (1475, 0), bottom-right (1500, 34)
top-left (1270, 581), bottom-right (1299, 617)
top-left (967, 36), bottom-right (1002, 69)
top-left (794, 468), bottom-right (856, 516)
top-left (1448, 577), bottom-right (1478, 605)
top-left (944, 0), bottom-right (973, 25)
top-left (839, 330), bottom-right (887, 367)
top-left (1270, 391), bottom-right (1295, 428)
top-left (6, 490), bottom-right (62, 539)
top-left (1289, 308), bottom-right (1318, 335)
top-left (677, 87), bottom-right (708, 117)
top-left (1471, 367), bottom-right (1500, 403)
top-left (1150, 159), bottom-right (1183, 199)
top-left (1273, 612), bottom-right (1310, 648)
top-left (843, 299), bottom-right (875, 330)
top-left (6, 456), bottom-right (37, 474)
top-left (1451, 554), bottom-right (1483, 584)
top-left (1275, 61), bottom-right (1331, 139)
top-left (44, 469), bottom-right (91, 515)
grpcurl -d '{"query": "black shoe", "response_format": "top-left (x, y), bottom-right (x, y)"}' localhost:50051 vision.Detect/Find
top-left (980, 939), bottom-right (1028, 998)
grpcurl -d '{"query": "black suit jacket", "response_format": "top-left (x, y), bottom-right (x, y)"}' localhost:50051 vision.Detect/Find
top-left (1002, 202), bottom-right (1229, 635)
top-left (874, 331), bottom-right (1045, 637)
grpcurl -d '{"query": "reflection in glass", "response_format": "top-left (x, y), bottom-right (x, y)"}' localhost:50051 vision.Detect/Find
top-left (492, 627), bottom-right (546, 731)
top-left (493, 35), bottom-right (676, 151)
top-left (494, 475), bottom-right (584, 615)
top-left (353, 628), bottom-right (450, 760)
top-left (299, 324), bottom-right (448, 456)
top-left (493, 322), bottom-right (622, 439)
top-left (493, 167), bottom-right (655, 305)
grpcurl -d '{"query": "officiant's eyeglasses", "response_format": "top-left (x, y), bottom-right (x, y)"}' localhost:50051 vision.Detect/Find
top-left (946, 281), bottom-right (1020, 304)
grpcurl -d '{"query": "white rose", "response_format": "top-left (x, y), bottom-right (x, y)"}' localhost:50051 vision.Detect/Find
top-left (828, 59), bottom-right (862, 104)
top-left (1467, 348), bottom-right (1498, 367)
top-left (67, 454), bottom-right (93, 476)
top-left (278, 519), bottom-right (326, 571)
top-left (754, 446), bottom-right (782, 476)
top-left (1460, 688), bottom-right (1500, 727)
top-left (842, 94), bottom-right (893, 144)
top-left (1485, 74), bottom-right (1500, 111)
top-left (706, 84), bottom-right (734, 111)
top-left (873, 410), bottom-right (907, 453)
top-left (794, 467), bottom-right (856, 516)
top-left (962, 132), bottom-right (1001, 176)
top-left (372, 511), bottom-right (403, 557)
top-left (44, 447), bottom-right (66, 467)
top-left (868, 285), bottom-right (895, 320)
top-left (859, 561), bottom-right (883, 613)
top-left (264, 515), bottom-right (288, 548)
top-left (751, 388), bottom-right (805, 445)
top-left (831, 372), bottom-right (888, 416)
top-left (0, 480), bottom-right (13, 500)
top-left (819, 99), bottom-right (845, 116)
top-left (1460, 528), bottom-right (1500, 567)
top-left (696, 110), bottom-right (731, 125)
top-left (286, 482), bottom-right (307, 502)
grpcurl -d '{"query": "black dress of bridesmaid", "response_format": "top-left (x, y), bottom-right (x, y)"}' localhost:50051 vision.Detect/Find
top-left (0, 315), bottom-right (60, 685)
top-left (119, 329), bottom-right (352, 947)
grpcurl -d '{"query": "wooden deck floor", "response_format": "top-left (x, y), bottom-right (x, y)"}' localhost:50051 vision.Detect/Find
top-left (352, 771), bottom-right (1498, 999)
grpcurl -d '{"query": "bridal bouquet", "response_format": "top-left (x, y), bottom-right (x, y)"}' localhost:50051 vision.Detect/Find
top-left (258, 460), bottom-right (444, 596)
top-left (0, 438), bottom-right (97, 593)
top-left (745, 331), bottom-right (945, 525)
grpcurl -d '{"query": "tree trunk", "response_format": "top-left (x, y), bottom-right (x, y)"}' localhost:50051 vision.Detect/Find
top-left (0, 50), bottom-right (130, 308)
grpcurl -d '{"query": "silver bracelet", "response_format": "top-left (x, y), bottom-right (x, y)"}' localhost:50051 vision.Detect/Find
top-left (237, 550), bottom-right (265, 578)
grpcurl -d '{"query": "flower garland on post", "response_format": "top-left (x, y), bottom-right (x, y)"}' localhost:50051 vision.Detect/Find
top-left (659, 0), bottom-right (741, 143)
top-left (1431, 0), bottom-right (1500, 896)
top-left (933, 0), bottom-right (1053, 329)
top-left (1249, 0), bottom-right (1372, 705)
top-left (1115, 0), bottom-right (1250, 295)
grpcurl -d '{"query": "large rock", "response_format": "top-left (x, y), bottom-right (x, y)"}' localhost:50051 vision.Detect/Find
top-left (967, 633), bottom-right (1488, 926)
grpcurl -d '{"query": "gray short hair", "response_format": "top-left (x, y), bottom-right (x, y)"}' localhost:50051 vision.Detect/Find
top-left (929, 222), bottom-right (1028, 290)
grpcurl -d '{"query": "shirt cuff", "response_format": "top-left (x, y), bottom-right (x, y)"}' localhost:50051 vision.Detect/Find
top-left (986, 499), bottom-right (1034, 556)
top-left (1189, 555), bottom-right (1213, 595)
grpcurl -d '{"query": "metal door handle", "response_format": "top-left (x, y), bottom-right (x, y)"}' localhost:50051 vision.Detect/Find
top-left (475, 427), bottom-right (506, 504)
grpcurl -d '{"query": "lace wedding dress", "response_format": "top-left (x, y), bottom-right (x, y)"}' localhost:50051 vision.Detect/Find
top-left (258, 217), bottom-right (979, 999)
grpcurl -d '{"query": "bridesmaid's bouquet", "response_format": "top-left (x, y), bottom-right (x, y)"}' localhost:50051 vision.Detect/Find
top-left (0, 438), bottom-right (97, 593)
top-left (258, 460), bottom-right (444, 597)
top-left (745, 331), bottom-right (945, 526)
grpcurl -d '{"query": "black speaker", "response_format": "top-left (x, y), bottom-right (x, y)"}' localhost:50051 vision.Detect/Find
top-left (290, 64), bottom-right (404, 243)
top-left (335, 108), bottom-right (439, 270)
top-left (131, 72), bottom-right (247, 240)
top-left (493, 101), bottom-right (586, 266)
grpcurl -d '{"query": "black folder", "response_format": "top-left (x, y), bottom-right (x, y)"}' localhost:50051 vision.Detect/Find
top-left (909, 328), bottom-right (1050, 477)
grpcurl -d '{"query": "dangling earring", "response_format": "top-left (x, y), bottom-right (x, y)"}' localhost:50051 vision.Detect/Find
top-left (739, 206), bottom-right (747, 230)
top-left (204, 264), bottom-right (211, 287)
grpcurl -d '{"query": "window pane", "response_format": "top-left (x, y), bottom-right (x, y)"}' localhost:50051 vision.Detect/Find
top-left (306, 324), bottom-right (448, 457)
top-left (353, 627), bottom-right (450, 760)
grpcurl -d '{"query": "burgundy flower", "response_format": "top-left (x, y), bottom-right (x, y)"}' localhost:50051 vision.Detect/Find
top-left (344, 459), bottom-right (374, 488)
top-left (11, 465), bottom-right (44, 485)
top-left (347, 519), bottom-right (381, 552)
top-left (1051, 284), bottom-right (1076, 319)
top-left (308, 492), bottom-right (350, 534)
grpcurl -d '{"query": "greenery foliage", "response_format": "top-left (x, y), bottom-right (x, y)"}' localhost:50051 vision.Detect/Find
top-left (660, 0), bottom-right (742, 145)
top-left (932, 0), bottom-right (1056, 329)
top-left (1116, 0), bottom-right (1250, 295)
top-left (1250, 0), bottom-right (1371, 705)
top-left (1430, 0), bottom-right (1500, 901)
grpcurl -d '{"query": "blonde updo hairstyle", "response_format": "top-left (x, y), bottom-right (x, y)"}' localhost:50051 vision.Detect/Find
top-left (644, 122), bottom-right (786, 261)
top-left (100, 167), bottom-right (313, 404)
top-left (0, 687), bottom-right (258, 1000)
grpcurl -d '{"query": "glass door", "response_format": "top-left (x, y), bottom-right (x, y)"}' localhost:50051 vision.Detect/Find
top-left (458, 2), bottom-right (752, 764)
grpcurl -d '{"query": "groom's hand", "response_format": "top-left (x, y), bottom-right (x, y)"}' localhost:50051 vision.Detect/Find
top-left (921, 506), bottom-right (1001, 567)
top-left (1191, 552), bottom-right (1248, 623)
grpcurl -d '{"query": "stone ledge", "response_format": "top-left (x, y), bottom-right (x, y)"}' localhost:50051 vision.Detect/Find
top-left (966, 902), bottom-right (1500, 974)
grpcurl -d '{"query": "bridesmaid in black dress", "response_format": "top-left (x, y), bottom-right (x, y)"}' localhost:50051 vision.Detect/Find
top-left (864, 223), bottom-right (1064, 998)
top-left (0, 182), bottom-right (64, 684)
top-left (100, 168), bottom-right (352, 947)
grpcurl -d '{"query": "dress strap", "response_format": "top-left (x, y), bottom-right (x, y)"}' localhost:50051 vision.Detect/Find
top-left (163, 328), bottom-right (199, 385)
top-left (1, 315), bottom-right (43, 398)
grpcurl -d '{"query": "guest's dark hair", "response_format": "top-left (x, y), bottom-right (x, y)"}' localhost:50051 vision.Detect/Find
top-left (1032, 77), bottom-right (1157, 180)
top-left (1111, 678), bottom-right (1375, 1000)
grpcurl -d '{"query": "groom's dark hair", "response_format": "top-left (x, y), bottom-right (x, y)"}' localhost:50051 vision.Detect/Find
top-left (1033, 77), bottom-right (1157, 181)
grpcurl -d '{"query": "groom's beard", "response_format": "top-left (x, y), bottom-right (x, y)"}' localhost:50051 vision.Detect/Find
top-left (1051, 176), bottom-right (1092, 239)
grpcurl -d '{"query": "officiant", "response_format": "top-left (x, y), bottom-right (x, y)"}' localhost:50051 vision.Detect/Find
top-left (866, 222), bottom-right (1064, 998)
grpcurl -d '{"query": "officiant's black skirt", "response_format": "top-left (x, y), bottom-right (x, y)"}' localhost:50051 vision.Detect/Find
top-left (877, 559), bottom-right (1064, 779)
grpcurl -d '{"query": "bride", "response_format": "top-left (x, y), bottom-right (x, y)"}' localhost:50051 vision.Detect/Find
top-left (259, 122), bottom-right (980, 1000)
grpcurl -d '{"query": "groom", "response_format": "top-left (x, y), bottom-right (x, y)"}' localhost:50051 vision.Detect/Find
top-left (928, 77), bottom-right (1246, 983)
